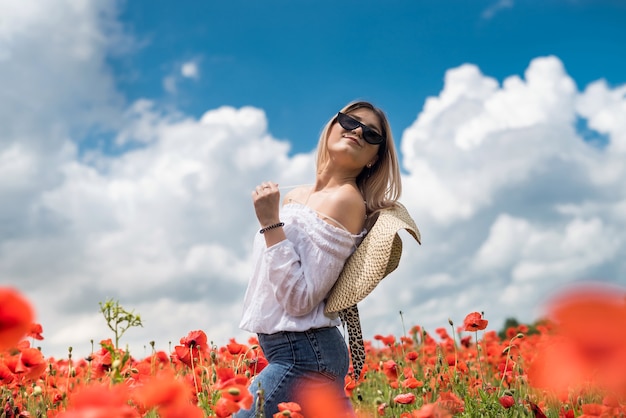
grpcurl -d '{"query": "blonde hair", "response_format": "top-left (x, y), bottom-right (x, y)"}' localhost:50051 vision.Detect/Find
top-left (315, 101), bottom-right (402, 228)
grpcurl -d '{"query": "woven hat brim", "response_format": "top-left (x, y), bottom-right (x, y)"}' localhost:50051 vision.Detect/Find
top-left (324, 203), bottom-right (420, 313)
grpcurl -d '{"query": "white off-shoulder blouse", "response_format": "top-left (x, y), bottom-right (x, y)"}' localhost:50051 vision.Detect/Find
top-left (239, 202), bottom-right (366, 334)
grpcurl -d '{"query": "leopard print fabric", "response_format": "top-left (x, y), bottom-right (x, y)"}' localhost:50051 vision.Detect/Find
top-left (339, 305), bottom-right (365, 380)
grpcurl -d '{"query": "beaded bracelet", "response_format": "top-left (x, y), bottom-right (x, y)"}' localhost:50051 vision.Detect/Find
top-left (259, 222), bottom-right (284, 234)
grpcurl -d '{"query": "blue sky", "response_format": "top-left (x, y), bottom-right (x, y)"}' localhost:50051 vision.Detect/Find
top-left (2, 0), bottom-right (626, 358)
top-left (109, 0), bottom-right (626, 154)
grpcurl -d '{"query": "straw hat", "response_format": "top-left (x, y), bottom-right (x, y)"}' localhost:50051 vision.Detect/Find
top-left (325, 202), bottom-right (421, 314)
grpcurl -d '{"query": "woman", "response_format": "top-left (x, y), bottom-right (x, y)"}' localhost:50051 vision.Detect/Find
top-left (237, 101), bottom-right (402, 417)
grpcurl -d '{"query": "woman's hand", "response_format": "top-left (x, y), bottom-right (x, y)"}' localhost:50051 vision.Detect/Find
top-left (252, 181), bottom-right (281, 227)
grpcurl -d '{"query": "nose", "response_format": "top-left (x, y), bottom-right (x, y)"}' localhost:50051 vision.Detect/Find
top-left (351, 126), bottom-right (363, 137)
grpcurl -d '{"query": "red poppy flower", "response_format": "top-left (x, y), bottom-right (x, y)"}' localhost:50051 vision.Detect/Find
top-left (499, 395), bottom-right (515, 409)
top-left (527, 283), bottom-right (626, 398)
top-left (0, 362), bottom-right (15, 384)
top-left (57, 383), bottom-right (140, 418)
top-left (460, 335), bottom-right (471, 348)
top-left (400, 336), bottom-right (414, 346)
top-left (277, 402), bottom-right (301, 412)
top-left (374, 334), bottom-right (396, 346)
top-left (394, 392), bottom-right (416, 404)
top-left (174, 330), bottom-right (211, 368)
top-left (437, 391), bottom-right (465, 414)
top-left (15, 347), bottom-right (46, 380)
top-left (462, 312), bottom-right (488, 332)
top-left (173, 345), bottom-right (194, 368)
top-left (161, 404), bottom-right (204, 418)
top-left (382, 359), bottom-right (398, 381)
top-left (297, 380), bottom-right (357, 417)
top-left (401, 377), bottom-right (423, 389)
top-left (215, 366), bottom-right (235, 382)
top-left (246, 352), bottom-right (268, 376)
top-left (180, 330), bottom-right (209, 352)
top-left (133, 370), bottom-right (195, 413)
top-left (90, 347), bottom-right (113, 378)
top-left (413, 403), bottom-right (451, 418)
top-left (526, 400), bottom-right (547, 417)
top-left (214, 367), bottom-right (249, 389)
top-left (600, 394), bottom-right (622, 417)
top-left (0, 288), bottom-right (35, 350)
top-left (27, 323), bottom-right (44, 340)
top-left (580, 403), bottom-right (604, 416)
top-left (275, 402), bottom-right (304, 418)
top-left (435, 327), bottom-right (451, 340)
top-left (220, 384), bottom-right (253, 412)
top-left (214, 397), bottom-right (242, 418)
top-left (226, 338), bottom-right (246, 355)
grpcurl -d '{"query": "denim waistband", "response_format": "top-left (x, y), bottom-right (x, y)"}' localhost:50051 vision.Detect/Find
top-left (258, 326), bottom-right (336, 338)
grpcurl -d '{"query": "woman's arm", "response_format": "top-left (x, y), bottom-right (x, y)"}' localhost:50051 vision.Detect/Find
top-left (265, 219), bottom-right (357, 317)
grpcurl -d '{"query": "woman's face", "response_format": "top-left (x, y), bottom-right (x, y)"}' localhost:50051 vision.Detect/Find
top-left (326, 108), bottom-right (382, 171)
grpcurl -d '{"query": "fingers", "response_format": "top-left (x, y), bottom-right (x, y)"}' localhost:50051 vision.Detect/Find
top-left (252, 182), bottom-right (281, 226)
top-left (253, 181), bottom-right (278, 195)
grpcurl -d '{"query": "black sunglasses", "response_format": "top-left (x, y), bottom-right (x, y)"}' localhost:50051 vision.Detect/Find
top-left (336, 112), bottom-right (386, 145)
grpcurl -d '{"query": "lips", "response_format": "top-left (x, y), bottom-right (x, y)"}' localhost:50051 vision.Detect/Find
top-left (342, 134), bottom-right (362, 146)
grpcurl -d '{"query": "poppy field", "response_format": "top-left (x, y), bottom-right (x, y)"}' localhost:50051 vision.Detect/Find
top-left (1, 284), bottom-right (626, 418)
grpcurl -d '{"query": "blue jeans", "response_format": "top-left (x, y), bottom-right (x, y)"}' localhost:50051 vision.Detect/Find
top-left (234, 326), bottom-right (356, 417)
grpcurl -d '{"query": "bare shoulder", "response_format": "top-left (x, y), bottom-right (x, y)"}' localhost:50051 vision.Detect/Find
top-left (282, 186), bottom-right (309, 205)
top-left (322, 184), bottom-right (366, 234)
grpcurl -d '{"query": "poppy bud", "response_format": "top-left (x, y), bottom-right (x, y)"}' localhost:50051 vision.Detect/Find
top-left (499, 395), bottom-right (515, 409)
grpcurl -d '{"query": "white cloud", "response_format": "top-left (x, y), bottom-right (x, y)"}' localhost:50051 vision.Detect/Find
top-left (0, 0), bottom-right (126, 142)
top-left (2, 0), bottom-right (625, 359)
top-left (402, 56), bottom-right (595, 225)
top-left (181, 61), bottom-right (199, 79)
top-left (510, 217), bottom-right (620, 283)
top-left (163, 61), bottom-right (200, 94)
top-left (472, 214), bottom-right (531, 271)
top-left (576, 80), bottom-right (626, 154)
top-left (481, 0), bottom-right (514, 20)
top-left (474, 215), bottom-right (620, 283)
top-left (395, 54), bottom-right (625, 336)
